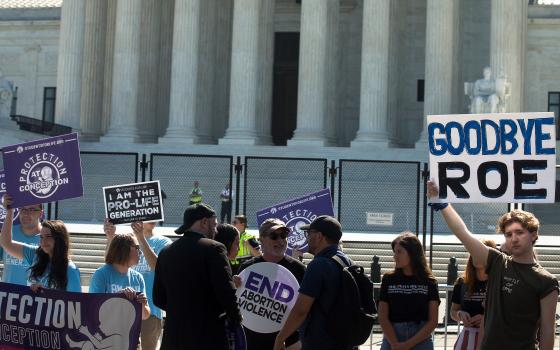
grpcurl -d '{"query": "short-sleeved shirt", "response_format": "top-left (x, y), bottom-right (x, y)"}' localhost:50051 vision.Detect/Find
top-left (0, 225), bottom-right (40, 285)
top-left (89, 264), bottom-right (146, 295)
top-left (22, 245), bottom-right (81, 292)
top-left (451, 278), bottom-right (486, 317)
top-left (298, 244), bottom-right (353, 350)
top-left (238, 255), bottom-right (306, 350)
top-left (481, 248), bottom-right (559, 350)
top-left (132, 235), bottom-right (172, 320)
top-left (379, 271), bottom-right (440, 323)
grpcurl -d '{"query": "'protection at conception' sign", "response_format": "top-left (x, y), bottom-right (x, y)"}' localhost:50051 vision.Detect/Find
top-left (428, 112), bottom-right (556, 203)
top-left (1, 133), bottom-right (84, 208)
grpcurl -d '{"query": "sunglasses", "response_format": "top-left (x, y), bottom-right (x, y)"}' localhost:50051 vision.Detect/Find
top-left (266, 231), bottom-right (289, 240)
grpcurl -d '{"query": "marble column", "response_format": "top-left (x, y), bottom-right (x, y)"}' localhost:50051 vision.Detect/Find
top-left (416, 0), bottom-right (458, 149)
top-left (54, 0), bottom-right (85, 130)
top-left (351, 0), bottom-right (390, 148)
top-left (101, 0), bottom-right (117, 134)
top-left (136, 0), bottom-right (161, 143)
top-left (160, 0), bottom-right (205, 144)
top-left (80, 0), bottom-right (107, 141)
top-left (156, 0), bottom-right (175, 137)
top-left (219, 0), bottom-right (274, 145)
top-left (288, 0), bottom-right (339, 147)
top-left (490, 0), bottom-right (527, 112)
top-left (101, 0), bottom-right (142, 142)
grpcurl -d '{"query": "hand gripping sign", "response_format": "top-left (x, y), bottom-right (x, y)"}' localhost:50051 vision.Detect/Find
top-left (236, 262), bottom-right (300, 333)
top-left (0, 170), bottom-right (20, 229)
top-left (256, 188), bottom-right (334, 255)
top-left (103, 180), bottom-right (164, 225)
top-left (428, 112), bottom-right (556, 203)
top-left (1, 133), bottom-right (84, 208)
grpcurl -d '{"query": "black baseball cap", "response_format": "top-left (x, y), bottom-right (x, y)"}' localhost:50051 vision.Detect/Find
top-left (175, 203), bottom-right (216, 234)
top-left (300, 215), bottom-right (342, 242)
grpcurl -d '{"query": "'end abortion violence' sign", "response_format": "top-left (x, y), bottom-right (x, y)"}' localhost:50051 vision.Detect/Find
top-left (1, 133), bottom-right (84, 208)
top-left (103, 181), bottom-right (164, 225)
top-left (236, 262), bottom-right (299, 334)
top-left (428, 112), bottom-right (556, 203)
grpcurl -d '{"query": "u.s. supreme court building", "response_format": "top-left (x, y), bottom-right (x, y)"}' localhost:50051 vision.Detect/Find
top-left (0, 0), bottom-right (559, 234)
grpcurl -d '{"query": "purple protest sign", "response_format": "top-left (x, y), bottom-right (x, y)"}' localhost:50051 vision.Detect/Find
top-left (0, 170), bottom-right (20, 229)
top-left (0, 282), bottom-right (141, 350)
top-left (1, 133), bottom-right (84, 208)
top-left (256, 188), bottom-right (334, 255)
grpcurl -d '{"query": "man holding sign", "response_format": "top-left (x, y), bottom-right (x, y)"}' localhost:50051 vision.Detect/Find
top-left (236, 218), bottom-right (306, 350)
top-left (428, 181), bottom-right (558, 350)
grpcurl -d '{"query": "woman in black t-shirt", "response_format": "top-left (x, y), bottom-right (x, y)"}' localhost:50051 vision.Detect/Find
top-left (450, 239), bottom-right (496, 350)
top-left (379, 232), bottom-right (440, 350)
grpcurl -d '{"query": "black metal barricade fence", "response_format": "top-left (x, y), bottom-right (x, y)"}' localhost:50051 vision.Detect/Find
top-left (55, 151), bottom-right (139, 221)
top-left (338, 160), bottom-right (421, 235)
top-left (150, 154), bottom-right (234, 226)
top-left (243, 156), bottom-right (328, 228)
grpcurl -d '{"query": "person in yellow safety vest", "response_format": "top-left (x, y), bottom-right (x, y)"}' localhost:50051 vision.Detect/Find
top-left (231, 215), bottom-right (261, 268)
top-left (189, 181), bottom-right (203, 205)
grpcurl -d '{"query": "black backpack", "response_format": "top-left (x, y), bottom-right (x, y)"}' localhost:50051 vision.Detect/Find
top-left (324, 255), bottom-right (377, 347)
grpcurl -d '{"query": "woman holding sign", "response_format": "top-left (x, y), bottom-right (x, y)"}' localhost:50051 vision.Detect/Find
top-left (378, 232), bottom-right (439, 350)
top-left (0, 195), bottom-right (81, 292)
top-left (89, 233), bottom-right (150, 321)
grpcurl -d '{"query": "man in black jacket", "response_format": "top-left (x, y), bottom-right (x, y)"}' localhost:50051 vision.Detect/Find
top-left (153, 203), bottom-right (242, 349)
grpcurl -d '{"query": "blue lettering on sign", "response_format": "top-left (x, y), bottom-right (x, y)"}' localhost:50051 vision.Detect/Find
top-left (244, 271), bottom-right (295, 303)
top-left (534, 117), bottom-right (555, 155)
top-left (428, 117), bottom-right (555, 156)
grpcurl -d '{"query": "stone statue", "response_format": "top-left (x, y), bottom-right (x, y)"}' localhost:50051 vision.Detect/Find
top-left (0, 69), bottom-right (14, 121)
top-left (464, 66), bottom-right (510, 114)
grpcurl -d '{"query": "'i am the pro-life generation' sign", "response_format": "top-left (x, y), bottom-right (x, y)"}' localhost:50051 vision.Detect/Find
top-left (1, 133), bottom-right (84, 208)
top-left (428, 112), bottom-right (556, 203)
top-left (256, 188), bottom-right (334, 255)
top-left (236, 262), bottom-right (299, 334)
top-left (103, 180), bottom-right (164, 225)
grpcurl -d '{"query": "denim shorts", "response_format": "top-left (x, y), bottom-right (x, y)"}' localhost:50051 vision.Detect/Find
top-left (380, 321), bottom-right (434, 350)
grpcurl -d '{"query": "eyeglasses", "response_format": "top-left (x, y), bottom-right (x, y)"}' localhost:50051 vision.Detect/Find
top-left (20, 207), bottom-right (42, 213)
top-left (266, 231), bottom-right (289, 240)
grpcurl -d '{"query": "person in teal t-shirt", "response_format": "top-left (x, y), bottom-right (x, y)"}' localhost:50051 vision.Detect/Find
top-left (1, 195), bottom-right (80, 292)
top-left (89, 232), bottom-right (150, 321)
top-left (0, 200), bottom-right (41, 285)
top-left (104, 219), bottom-right (171, 350)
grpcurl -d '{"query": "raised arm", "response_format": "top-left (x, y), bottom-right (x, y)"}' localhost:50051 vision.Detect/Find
top-left (0, 195), bottom-right (25, 259)
top-left (427, 181), bottom-right (489, 268)
top-left (131, 222), bottom-right (158, 270)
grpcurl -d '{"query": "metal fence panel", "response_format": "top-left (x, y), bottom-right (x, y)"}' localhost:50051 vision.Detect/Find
top-left (56, 152), bottom-right (138, 222)
top-left (243, 157), bottom-right (328, 228)
top-left (430, 202), bottom-right (509, 236)
top-left (523, 165), bottom-right (560, 236)
top-left (150, 154), bottom-right (233, 226)
top-left (338, 160), bottom-right (420, 234)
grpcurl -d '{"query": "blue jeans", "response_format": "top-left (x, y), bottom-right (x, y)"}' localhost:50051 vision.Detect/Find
top-left (380, 321), bottom-right (434, 350)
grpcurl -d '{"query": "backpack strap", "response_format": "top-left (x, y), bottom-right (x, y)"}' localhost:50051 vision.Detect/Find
top-left (331, 254), bottom-right (350, 268)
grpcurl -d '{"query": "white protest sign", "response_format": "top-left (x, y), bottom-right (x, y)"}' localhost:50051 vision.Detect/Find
top-left (236, 262), bottom-right (299, 333)
top-left (428, 112), bottom-right (556, 203)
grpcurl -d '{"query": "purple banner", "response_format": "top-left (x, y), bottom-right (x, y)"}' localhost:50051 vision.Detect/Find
top-left (256, 188), bottom-right (334, 255)
top-left (0, 282), bottom-right (141, 350)
top-left (0, 170), bottom-right (20, 229)
top-left (1, 133), bottom-right (84, 208)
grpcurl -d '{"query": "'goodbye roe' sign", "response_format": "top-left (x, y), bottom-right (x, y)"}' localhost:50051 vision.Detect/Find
top-left (236, 262), bottom-right (299, 333)
top-left (428, 113), bottom-right (556, 203)
top-left (103, 181), bottom-right (164, 225)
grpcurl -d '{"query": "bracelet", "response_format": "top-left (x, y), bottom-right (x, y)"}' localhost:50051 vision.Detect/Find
top-left (428, 202), bottom-right (448, 211)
